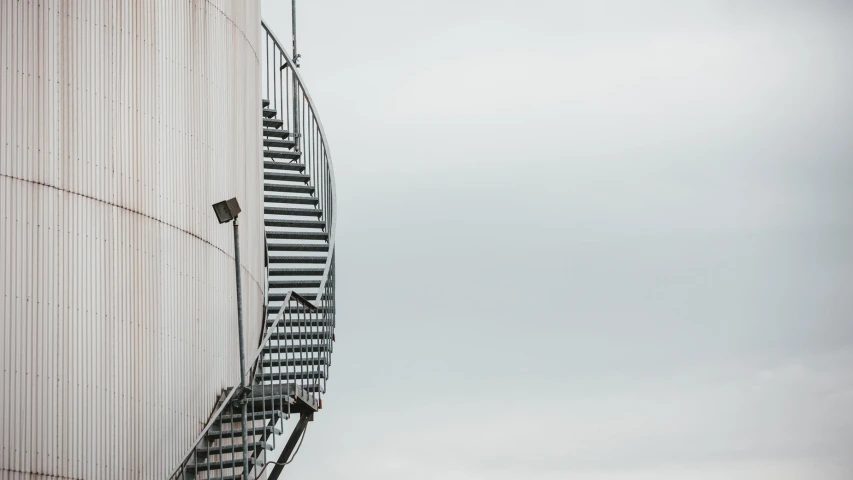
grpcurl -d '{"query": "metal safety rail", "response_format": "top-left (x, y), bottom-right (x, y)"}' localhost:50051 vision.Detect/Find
top-left (261, 20), bottom-right (337, 315)
top-left (170, 292), bottom-right (324, 479)
top-left (169, 20), bottom-right (338, 480)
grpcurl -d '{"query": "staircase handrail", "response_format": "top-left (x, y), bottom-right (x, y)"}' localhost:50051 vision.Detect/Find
top-left (169, 291), bottom-right (316, 478)
top-left (262, 20), bottom-right (337, 306)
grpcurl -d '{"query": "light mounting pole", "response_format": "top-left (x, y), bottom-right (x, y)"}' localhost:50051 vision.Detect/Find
top-left (212, 197), bottom-right (249, 480)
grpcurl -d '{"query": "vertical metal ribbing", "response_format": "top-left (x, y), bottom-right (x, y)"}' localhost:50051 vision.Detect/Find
top-left (6, 3), bottom-right (265, 478)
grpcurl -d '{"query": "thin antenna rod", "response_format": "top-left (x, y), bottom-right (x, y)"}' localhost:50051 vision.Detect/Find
top-left (292, 0), bottom-right (300, 67)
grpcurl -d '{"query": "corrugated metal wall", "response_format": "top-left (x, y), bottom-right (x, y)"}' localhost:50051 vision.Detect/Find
top-left (0, 1), bottom-right (263, 478)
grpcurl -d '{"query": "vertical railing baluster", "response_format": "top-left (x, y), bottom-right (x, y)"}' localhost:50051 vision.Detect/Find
top-left (287, 295), bottom-right (292, 419)
top-left (312, 300), bottom-right (316, 396)
top-left (270, 35), bottom-right (275, 115)
top-left (296, 297), bottom-right (301, 394)
top-left (264, 36), bottom-right (267, 102)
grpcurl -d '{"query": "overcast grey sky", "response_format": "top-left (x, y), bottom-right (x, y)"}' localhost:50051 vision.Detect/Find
top-left (262, 1), bottom-right (853, 478)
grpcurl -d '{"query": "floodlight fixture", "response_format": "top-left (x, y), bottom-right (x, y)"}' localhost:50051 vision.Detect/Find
top-left (212, 198), bottom-right (241, 224)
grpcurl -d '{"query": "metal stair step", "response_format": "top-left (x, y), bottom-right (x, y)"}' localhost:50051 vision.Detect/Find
top-left (266, 242), bottom-right (329, 251)
top-left (299, 383), bottom-right (324, 393)
top-left (265, 206), bottom-right (322, 217)
top-left (187, 456), bottom-right (262, 472)
top-left (264, 183), bottom-right (315, 194)
top-left (263, 128), bottom-right (291, 138)
top-left (264, 138), bottom-right (297, 149)
top-left (242, 383), bottom-right (320, 413)
top-left (269, 292), bottom-right (326, 301)
top-left (266, 317), bottom-right (331, 328)
top-left (263, 150), bottom-right (301, 160)
top-left (256, 370), bottom-right (326, 382)
top-left (263, 118), bottom-right (283, 128)
top-left (264, 171), bottom-right (310, 183)
top-left (264, 194), bottom-right (318, 205)
top-left (264, 219), bottom-right (325, 229)
top-left (206, 425), bottom-right (281, 440)
top-left (195, 441), bottom-right (272, 456)
top-left (269, 255), bottom-right (327, 264)
top-left (265, 312), bottom-right (332, 324)
top-left (262, 108), bottom-right (277, 118)
top-left (266, 331), bottom-right (331, 341)
top-left (261, 356), bottom-right (329, 368)
top-left (219, 409), bottom-right (283, 423)
top-left (262, 344), bottom-right (328, 354)
top-left (263, 161), bottom-right (304, 172)
top-left (268, 280), bottom-right (321, 289)
top-left (268, 268), bottom-right (325, 276)
top-left (266, 305), bottom-right (333, 316)
top-left (267, 321), bottom-right (333, 330)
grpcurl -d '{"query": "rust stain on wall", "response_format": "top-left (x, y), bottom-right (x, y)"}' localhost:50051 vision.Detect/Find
top-left (0, 0), bottom-right (264, 478)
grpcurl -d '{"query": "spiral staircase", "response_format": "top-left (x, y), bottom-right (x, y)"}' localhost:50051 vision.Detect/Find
top-left (170, 22), bottom-right (337, 480)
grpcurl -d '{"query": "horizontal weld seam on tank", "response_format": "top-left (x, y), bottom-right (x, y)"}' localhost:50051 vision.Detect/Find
top-left (0, 172), bottom-right (265, 293)
top-left (204, 1), bottom-right (261, 62)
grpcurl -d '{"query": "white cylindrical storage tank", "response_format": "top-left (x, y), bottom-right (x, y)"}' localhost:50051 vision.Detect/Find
top-left (0, 1), bottom-right (264, 478)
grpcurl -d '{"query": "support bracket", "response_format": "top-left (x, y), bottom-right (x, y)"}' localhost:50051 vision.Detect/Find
top-left (269, 412), bottom-right (313, 479)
